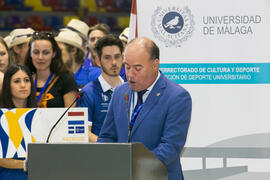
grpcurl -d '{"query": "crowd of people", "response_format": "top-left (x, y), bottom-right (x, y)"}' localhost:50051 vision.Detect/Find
top-left (0, 18), bottom-right (129, 179)
top-left (0, 18), bottom-right (191, 180)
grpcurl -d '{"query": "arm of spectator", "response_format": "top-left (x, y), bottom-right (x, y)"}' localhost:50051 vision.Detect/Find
top-left (0, 158), bottom-right (24, 169)
top-left (88, 125), bottom-right (98, 142)
top-left (64, 90), bottom-right (77, 107)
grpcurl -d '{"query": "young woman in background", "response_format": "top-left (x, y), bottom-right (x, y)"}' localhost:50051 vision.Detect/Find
top-left (0, 37), bottom-right (10, 73)
top-left (0, 64), bottom-right (36, 179)
top-left (0, 37), bottom-right (12, 92)
top-left (25, 32), bottom-right (78, 107)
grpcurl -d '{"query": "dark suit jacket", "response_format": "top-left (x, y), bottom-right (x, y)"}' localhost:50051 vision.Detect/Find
top-left (98, 73), bottom-right (192, 180)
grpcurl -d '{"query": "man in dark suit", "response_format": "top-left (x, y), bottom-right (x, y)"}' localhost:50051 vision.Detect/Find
top-left (98, 37), bottom-right (192, 180)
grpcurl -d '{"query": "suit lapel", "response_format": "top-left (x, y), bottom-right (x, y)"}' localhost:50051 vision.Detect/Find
top-left (131, 75), bottom-right (166, 135)
top-left (115, 87), bottom-right (132, 142)
top-left (127, 89), bottom-right (133, 123)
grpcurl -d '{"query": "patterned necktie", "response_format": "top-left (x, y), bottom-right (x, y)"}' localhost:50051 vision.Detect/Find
top-left (130, 89), bottom-right (147, 128)
top-left (128, 89), bottom-right (147, 142)
top-left (107, 89), bottom-right (113, 96)
top-left (128, 90), bottom-right (148, 142)
top-left (134, 89), bottom-right (147, 110)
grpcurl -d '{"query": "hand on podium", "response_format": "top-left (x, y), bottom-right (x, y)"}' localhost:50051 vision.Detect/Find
top-left (24, 160), bottom-right (28, 172)
top-left (88, 123), bottom-right (98, 142)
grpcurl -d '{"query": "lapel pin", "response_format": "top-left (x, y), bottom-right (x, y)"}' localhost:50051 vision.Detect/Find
top-left (156, 93), bottom-right (160, 96)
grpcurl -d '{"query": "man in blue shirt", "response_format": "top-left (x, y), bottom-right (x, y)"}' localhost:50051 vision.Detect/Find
top-left (86, 24), bottom-right (126, 81)
top-left (77, 35), bottom-right (124, 142)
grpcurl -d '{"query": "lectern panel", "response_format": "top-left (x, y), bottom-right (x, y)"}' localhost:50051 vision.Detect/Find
top-left (28, 143), bottom-right (167, 180)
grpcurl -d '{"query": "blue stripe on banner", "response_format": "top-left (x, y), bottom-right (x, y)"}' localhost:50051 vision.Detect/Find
top-left (160, 63), bottom-right (270, 84)
top-left (25, 109), bottom-right (36, 132)
top-left (75, 126), bottom-right (85, 134)
top-left (68, 120), bottom-right (84, 125)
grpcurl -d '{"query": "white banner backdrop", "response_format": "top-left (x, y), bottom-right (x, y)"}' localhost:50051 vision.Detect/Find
top-left (136, 0), bottom-right (270, 179)
top-left (0, 108), bottom-right (88, 158)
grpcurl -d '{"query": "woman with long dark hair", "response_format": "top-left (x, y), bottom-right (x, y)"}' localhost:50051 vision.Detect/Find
top-left (1, 64), bottom-right (36, 108)
top-left (0, 64), bottom-right (37, 179)
top-left (25, 31), bottom-right (78, 107)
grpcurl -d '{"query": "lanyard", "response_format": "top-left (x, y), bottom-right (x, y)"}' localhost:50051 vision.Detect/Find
top-left (130, 91), bottom-right (144, 127)
top-left (128, 91), bottom-right (144, 142)
top-left (74, 65), bottom-right (83, 80)
top-left (35, 73), bottom-right (53, 103)
top-left (84, 51), bottom-right (93, 67)
top-left (130, 104), bottom-right (143, 127)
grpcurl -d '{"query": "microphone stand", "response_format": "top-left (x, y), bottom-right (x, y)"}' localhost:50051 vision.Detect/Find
top-left (46, 92), bottom-right (84, 143)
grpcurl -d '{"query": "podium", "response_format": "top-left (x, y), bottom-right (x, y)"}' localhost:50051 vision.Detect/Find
top-left (28, 143), bottom-right (168, 180)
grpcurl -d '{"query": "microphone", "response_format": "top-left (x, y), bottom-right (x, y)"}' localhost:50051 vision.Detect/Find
top-left (46, 91), bottom-right (84, 143)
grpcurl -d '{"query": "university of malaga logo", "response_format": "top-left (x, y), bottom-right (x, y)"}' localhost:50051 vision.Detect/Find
top-left (151, 6), bottom-right (194, 47)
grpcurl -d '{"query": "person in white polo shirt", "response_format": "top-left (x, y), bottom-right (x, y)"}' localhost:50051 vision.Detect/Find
top-left (77, 35), bottom-right (124, 142)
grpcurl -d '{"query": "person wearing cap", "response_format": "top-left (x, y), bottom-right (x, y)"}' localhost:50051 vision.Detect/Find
top-left (61, 19), bottom-right (102, 83)
top-left (119, 27), bottom-right (129, 48)
top-left (61, 19), bottom-right (91, 69)
top-left (3, 35), bottom-right (11, 49)
top-left (77, 35), bottom-right (124, 142)
top-left (118, 27), bottom-right (130, 81)
top-left (61, 19), bottom-right (89, 53)
top-left (55, 30), bottom-right (100, 88)
top-left (9, 28), bottom-right (34, 65)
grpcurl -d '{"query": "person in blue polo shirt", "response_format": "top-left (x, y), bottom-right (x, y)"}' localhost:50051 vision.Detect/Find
top-left (77, 34), bottom-right (124, 142)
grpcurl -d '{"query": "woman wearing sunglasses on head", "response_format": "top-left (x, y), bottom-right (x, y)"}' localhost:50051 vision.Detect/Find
top-left (25, 32), bottom-right (78, 108)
